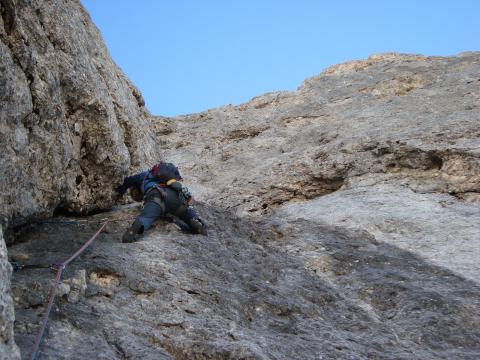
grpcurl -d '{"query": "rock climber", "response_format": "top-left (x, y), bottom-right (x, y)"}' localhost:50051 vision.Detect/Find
top-left (115, 161), bottom-right (207, 243)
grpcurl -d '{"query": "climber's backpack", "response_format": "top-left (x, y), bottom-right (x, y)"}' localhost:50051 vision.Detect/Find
top-left (150, 162), bottom-right (182, 183)
top-left (136, 162), bottom-right (184, 200)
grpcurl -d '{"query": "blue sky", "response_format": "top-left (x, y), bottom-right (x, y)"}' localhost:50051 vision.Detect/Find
top-left (81, 0), bottom-right (479, 116)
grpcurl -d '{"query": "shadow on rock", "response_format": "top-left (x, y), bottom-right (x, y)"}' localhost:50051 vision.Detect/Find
top-left (8, 204), bottom-right (480, 359)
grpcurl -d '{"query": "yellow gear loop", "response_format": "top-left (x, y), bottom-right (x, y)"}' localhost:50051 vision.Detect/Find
top-left (166, 179), bottom-right (177, 186)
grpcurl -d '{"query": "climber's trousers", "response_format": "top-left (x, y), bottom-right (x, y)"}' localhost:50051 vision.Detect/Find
top-left (135, 188), bottom-right (206, 234)
top-left (137, 197), bottom-right (165, 231)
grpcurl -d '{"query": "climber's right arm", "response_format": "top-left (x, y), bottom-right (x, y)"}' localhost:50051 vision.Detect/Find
top-left (116, 171), bottom-right (148, 195)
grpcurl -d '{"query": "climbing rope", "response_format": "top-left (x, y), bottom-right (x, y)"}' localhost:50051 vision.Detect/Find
top-left (35, 216), bottom-right (137, 226)
top-left (37, 219), bottom-right (83, 225)
top-left (27, 216), bottom-right (134, 360)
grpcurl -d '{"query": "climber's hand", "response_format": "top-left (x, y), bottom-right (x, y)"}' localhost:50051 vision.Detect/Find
top-left (115, 184), bottom-right (128, 196)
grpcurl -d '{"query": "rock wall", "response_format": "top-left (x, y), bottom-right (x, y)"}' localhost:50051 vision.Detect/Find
top-left (9, 200), bottom-right (480, 359)
top-left (8, 52), bottom-right (478, 359)
top-left (159, 52), bottom-right (480, 215)
top-left (0, 0), bottom-right (160, 228)
top-left (1, 1), bottom-right (479, 358)
top-left (0, 227), bottom-right (20, 360)
top-left (1, 1), bottom-right (160, 358)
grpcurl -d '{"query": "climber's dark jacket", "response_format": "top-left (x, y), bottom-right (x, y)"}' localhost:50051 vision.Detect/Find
top-left (116, 166), bottom-right (205, 237)
top-left (116, 170), bottom-right (182, 196)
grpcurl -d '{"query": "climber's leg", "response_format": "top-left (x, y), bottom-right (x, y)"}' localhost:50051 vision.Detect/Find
top-left (177, 206), bottom-right (208, 235)
top-left (122, 190), bottom-right (166, 243)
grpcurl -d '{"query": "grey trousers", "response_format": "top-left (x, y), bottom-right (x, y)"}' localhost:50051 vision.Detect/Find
top-left (136, 187), bottom-right (205, 234)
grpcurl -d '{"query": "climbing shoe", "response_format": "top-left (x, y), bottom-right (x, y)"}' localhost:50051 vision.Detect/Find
top-left (122, 220), bottom-right (144, 243)
top-left (189, 218), bottom-right (208, 236)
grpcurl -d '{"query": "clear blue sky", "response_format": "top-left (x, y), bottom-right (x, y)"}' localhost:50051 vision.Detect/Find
top-left (81, 0), bottom-right (479, 116)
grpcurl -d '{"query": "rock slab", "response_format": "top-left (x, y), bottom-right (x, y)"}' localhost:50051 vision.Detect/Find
top-left (1, 0), bottom-right (479, 359)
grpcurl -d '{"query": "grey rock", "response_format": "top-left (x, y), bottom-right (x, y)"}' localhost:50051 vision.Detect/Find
top-left (56, 269), bottom-right (87, 303)
top-left (159, 52), bottom-right (480, 217)
top-left (1, 0), bottom-right (479, 358)
top-left (9, 204), bottom-right (480, 359)
top-left (0, 0), bottom-right (160, 228)
top-left (0, 227), bottom-right (20, 360)
top-left (278, 184), bottom-right (480, 283)
top-left (1, 1), bottom-right (161, 358)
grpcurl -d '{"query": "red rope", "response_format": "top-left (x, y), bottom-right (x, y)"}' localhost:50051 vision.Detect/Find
top-left (28, 220), bottom-right (112, 360)
top-left (28, 265), bottom-right (65, 360)
top-left (63, 222), bottom-right (108, 267)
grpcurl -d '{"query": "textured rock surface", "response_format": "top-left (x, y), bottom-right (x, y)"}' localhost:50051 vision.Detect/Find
top-left (1, 1), bottom-right (159, 358)
top-left (279, 185), bottom-right (480, 283)
top-left (9, 205), bottom-right (480, 359)
top-left (1, 1), bottom-right (479, 358)
top-left (8, 51), bottom-right (480, 359)
top-left (0, 227), bottom-right (20, 360)
top-left (0, 0), bottom-right (159, 227)
top-left (159, 52), bottom-right (480, 215)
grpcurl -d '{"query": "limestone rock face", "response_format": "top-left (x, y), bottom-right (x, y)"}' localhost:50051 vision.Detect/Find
top-left (159, 52), bottom-right (480, 215)
top-left (9, 52), bottom-right (480, 359)
top-left (5, 46), bottom-right (480, 358)
top-left (0, 228), bottom-right (20, 360)
top-left (1, 1), bottom-right (480, 358)
top-left (9, 203), bottom-right (480, 359)
top-left (0, 0), bottom-right (159, 227)
top-left (1, 1), bottom-right (159, 358)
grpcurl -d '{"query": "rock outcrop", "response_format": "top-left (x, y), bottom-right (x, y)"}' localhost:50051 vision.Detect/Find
top-left (157, 51), bottom-right (480, 287)
top-left (8, 51), bottom-right (480, 359)
top-left (159, 52), bottom-right (480, 214)
top-left (9, 202), bottom-right (480, 359)
top-left (1, 0), bottom-right (479, 359)
top-left (0, 0), bottom-right (159, 228)
top-left (0, 226), bottom-right (20, 360)
top-left (1, 0), bottom-right (159, 358)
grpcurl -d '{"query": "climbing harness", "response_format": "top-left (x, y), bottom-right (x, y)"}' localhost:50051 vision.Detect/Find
top-left (26, 216), bottom-right (134, 360)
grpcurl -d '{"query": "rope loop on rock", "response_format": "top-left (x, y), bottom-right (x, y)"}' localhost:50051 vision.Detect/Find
top-left (28, 216), bottom-right (134, 360)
